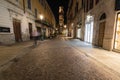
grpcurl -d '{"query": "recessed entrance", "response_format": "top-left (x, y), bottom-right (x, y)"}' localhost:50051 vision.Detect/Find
top-left (77, 28), bottom-right (81, 38)
top-left (13, 19), bottom-right (22, 42)
top-left (85, 15), bottom-right (94, 43)
top-left (98, 13), bottom-right (106, 47)
top-left (29, 23), bottom-right (32, 40)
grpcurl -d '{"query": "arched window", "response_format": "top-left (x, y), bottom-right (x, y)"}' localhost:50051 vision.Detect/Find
top-left (99, 13), bottom-right (106, 20)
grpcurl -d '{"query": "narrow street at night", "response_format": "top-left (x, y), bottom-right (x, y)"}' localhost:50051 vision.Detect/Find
top-left (1, 0), bottom-right (120, 80)
top-left (0, 37), bottom-right (120, 80)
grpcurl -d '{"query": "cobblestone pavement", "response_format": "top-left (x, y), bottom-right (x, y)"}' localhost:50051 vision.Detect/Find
top-left (0, 38), bottom-right (120, 80)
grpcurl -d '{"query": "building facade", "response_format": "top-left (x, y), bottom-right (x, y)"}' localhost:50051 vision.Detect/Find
top-left (67, 0), bottom-right (120, 51)
top-left (0, 0), bottom-right (56, 44)
top-left (59, 6), bottom-right (64, 34)
top-left (67, 0), bottom-right (84, 39)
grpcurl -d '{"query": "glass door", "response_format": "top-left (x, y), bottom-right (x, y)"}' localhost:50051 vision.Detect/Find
top-left (77, 28), bottom-right (81, 38)
top-left (85, 21), bottom-right (93, 43)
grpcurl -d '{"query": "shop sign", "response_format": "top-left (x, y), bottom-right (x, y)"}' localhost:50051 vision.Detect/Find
top-left (0, 27), bottom-right (10, 33)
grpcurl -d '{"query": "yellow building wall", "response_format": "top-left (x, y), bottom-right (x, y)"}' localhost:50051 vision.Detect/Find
top-left (32, 0), bottom-right (56, 27)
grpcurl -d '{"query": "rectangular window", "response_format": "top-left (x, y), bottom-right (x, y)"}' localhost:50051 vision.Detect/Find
top-left (76, 2), bottom-right (79, 12)
top-left (115, 0), bottom-right (120, 10)
top-left (39, 0), bottom-right (45, 8)
top-left (75, 2), bottom-right (79, 16)
top-left (86, 0), bottom-right (89, 12)
top-left (95, 0), bottom-right (99, 5)
top-left (81, 0), bottom-right (83, 7)
top-left (90, 0), bottom-right (94, 10)
top-left (83, 0), bottom-right (86, 12)
top-left (35, 8), bottom-right (37, 18)
top-left (28, 0), bottom-right (31, 10)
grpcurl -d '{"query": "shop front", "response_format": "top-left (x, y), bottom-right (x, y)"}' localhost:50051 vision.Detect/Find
top-left (84, 15), bottom-right (94, 43)
top-left (77, 28), bottom-right (81, 38)
top-left (114, 13), bottom-right (120, 50)
top-left (76, 21), bottom-right (82, 39)
top-left (77, 24), bottom-right (81, 39)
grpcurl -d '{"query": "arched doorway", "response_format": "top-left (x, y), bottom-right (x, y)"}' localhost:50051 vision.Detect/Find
top-left (98, 13), bottom-right (106, 47)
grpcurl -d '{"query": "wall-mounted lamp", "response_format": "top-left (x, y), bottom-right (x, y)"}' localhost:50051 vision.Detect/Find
top-left (40, 14), bottom-right (44, 20)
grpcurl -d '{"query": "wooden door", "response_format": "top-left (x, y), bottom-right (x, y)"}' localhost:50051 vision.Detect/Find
top-left (29, 23), bottom-right (32, 40)
top-left (13, 19), bottom-right (22, 42)
top-left (98, 22), bottom-right (105, 47)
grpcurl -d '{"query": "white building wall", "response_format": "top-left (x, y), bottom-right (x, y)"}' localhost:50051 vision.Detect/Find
top-left (0, 0), bottom-right (15, 44)
top-left (21, 13), bottom-right (35, 41)
top-left (0, 0), bottom-right (36, 44)
top-left (88, 0), bottom-right (116, 50)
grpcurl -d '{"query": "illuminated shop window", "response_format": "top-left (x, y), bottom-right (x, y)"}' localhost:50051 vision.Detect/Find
top-left (114, 13), bottom-right (120, 50)
top-left (85, 15), bottom-right (94, 43)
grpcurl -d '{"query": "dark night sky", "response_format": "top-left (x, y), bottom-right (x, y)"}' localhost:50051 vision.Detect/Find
top-left (46, 0), bottom-right (69, 24)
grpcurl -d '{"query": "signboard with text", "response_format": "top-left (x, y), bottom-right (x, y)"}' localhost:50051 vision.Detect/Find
top-left (0, 27), bottom-right (10, 33)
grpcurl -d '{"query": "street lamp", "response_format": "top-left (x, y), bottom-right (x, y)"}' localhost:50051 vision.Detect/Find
top-left (64, 25), bottom-right (67, 28)
top-left (40, 14), bottom-right (44, 20)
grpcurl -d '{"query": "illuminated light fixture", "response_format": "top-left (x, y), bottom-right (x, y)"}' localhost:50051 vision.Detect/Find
top-left (87, 15), bottom-right (92, 22)
top-left (64, 25), bottom-right (67, 28)
top-left (40, 14), bottom-right (44, 20)
top-left (87, 15), bottom-right (91, 19)
top-left (71, 23), bottom-right (74, 26)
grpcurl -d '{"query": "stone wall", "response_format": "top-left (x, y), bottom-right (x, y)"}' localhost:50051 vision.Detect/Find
top-left (86, 0), bottom-right (116, 50)
top-left (0, 33), bottom-right (15, 44)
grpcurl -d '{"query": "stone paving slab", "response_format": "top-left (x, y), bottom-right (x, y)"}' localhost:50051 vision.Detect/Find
top-left (0, 41), bottom-right (33, 67)
top-left (0, 40), bottom-right (49, 68)
top-left (67, 39), bottom-right (120, 76)
top-left (1, 37), bottom-right (120, 79)
top-left (1, 38), bottom-right (120, 80)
